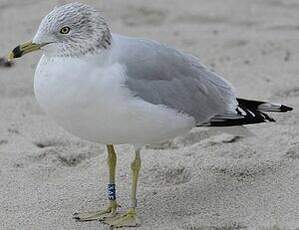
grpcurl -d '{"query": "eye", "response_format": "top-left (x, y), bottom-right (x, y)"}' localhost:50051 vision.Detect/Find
top-left (60, 26), bottom-right (71, 34)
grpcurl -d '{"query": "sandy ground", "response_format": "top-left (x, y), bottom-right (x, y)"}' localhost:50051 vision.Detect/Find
top-left (0, 0), bottom-right (298, 229)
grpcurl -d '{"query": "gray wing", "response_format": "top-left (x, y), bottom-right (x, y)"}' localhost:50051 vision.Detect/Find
top-left (114, 35), bottom-right (238, 124)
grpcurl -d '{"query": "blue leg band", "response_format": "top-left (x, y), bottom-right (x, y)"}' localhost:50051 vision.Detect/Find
top-left (107, 183), bottom-right (116, 200)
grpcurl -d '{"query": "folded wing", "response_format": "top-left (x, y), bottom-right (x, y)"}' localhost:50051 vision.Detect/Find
top-left (115, 35), bottom-right (238, 125)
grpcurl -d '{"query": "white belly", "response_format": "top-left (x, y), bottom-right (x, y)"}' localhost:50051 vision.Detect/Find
top-left (34, 56), bottom-right (195, 145)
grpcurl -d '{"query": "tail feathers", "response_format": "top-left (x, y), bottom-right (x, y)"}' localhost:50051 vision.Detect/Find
top-left (202, 98), bottom-right (293, 127)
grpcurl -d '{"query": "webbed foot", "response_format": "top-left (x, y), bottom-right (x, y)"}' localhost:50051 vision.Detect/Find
top-left (103, 208), bottom-right (140, 228)
top-left (73, 201), bottom-right (119, 221)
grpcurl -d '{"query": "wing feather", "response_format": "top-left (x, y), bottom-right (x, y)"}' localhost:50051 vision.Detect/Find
top-left (113, 35), bottom-right (237, 124)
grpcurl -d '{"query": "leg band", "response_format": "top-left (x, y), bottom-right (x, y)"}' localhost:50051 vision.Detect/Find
top-left (107, 183), bottom-right (116, 200)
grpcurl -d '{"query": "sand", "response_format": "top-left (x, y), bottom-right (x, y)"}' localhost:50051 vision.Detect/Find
top-left (0, 0), bottom-right (298, 229)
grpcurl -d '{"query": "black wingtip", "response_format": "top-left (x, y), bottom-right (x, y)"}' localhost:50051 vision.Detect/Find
top-left (280, 105), bottom-right (293, 112)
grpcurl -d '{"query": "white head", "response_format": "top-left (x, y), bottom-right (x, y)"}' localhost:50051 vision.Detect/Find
top-left (9, 2), bottom-right (111, 60)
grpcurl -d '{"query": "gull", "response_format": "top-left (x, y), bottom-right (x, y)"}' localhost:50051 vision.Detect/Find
top-left (8, 2), bottom-right (293, 228)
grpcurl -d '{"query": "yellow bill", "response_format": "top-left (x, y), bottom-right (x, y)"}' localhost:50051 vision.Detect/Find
top-left (8, 41), bottom-right (42, 61)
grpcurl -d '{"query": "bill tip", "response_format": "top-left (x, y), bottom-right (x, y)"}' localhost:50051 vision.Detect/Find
top-left (7, 51), bottom-right (14, 62)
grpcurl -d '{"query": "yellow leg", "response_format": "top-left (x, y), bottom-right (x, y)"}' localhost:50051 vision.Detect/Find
top-left (107, 145), bottom-right (117, 185)
top-left (104, 148), bottom-right (141, 228)
top-left (73, 145), bottom-right (120, 221)
top-left (130, 149), bottom-right (141, 210)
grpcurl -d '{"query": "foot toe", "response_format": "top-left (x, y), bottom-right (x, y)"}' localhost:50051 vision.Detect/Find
top-left (74, 201), bottom-right (119, 222)
top-left (103, 209), bottom-right (140, 228)
top-left (74, 209), bottom-right (115, 222)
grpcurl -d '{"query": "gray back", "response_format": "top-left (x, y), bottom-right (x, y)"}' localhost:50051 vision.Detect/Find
top-left (114, 35), bottom-right (237, 124)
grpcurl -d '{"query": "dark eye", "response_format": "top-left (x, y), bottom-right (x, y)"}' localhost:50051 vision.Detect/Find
top-left (60, 26), bottom-right (71, 34)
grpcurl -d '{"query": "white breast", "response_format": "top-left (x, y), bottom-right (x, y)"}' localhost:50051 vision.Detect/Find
top-left (34, 55), bottom-right (195, 145)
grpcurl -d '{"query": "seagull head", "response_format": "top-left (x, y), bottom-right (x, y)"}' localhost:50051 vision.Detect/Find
top-left (8, 2), bottom-right (111, 60)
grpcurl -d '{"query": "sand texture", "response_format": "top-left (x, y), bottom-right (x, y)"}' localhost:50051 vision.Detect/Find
top-left (0, 0), bottom-right (298, 229)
